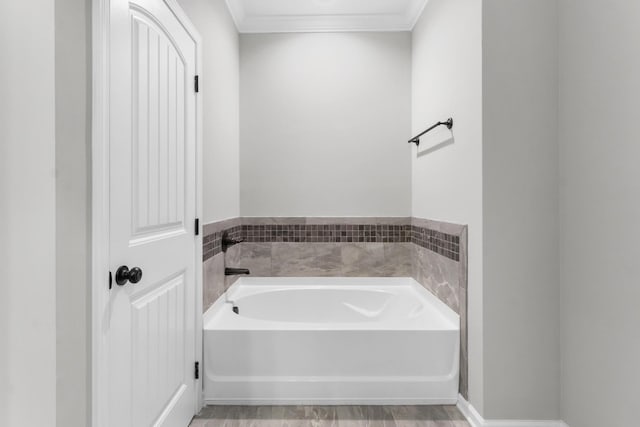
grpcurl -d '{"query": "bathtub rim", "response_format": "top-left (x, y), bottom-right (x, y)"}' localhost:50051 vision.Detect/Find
top-left (203, 276), bottom-right (459, 332)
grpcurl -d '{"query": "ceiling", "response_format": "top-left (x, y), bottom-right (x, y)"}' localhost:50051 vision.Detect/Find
top-left (225, 0), bottom-right (428, 33)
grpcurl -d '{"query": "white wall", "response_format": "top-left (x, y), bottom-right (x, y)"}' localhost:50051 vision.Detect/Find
top-left (178, 0), bottom-right (240, 223)
top-left (0, 1), bottom-right (57, 425)
top-left (482, 0), bottom-right (560, 420)
top-left (55, 0), bottom-right (91, 426)
top-left (411, 0), bottom-right (484, 412)
top-left (240, 32), bottom-right (412, 217)
top-left (558, 1), bottom-right (640, 426)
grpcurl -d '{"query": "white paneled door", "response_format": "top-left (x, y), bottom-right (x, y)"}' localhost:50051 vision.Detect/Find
top-left (106, 0), bottom-right (198, 426)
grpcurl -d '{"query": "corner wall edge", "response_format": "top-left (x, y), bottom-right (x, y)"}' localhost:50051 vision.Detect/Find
top-left (456, 395), bottom-right (569, 427)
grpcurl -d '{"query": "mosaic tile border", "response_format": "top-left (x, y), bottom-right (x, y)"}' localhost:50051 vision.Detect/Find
top-left (243, 224), bottom-right (410, 244)
top-left (203, 225), bottom-right (241, 261)
top-left (203, 218), bottom-right (461, 262)
top-left (411, 225), bottom-right (460, 262)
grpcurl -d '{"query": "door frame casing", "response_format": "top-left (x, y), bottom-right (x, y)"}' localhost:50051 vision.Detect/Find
top-left (91, 1), bottom-right (203, 425)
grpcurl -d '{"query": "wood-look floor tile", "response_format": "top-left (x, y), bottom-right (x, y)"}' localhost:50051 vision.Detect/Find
top-left (303, 405), bottom-right (338, 427)
top-left (190, 405), bottom-right (469, 427)
top-left (339, 405), bottom-right (397, 427)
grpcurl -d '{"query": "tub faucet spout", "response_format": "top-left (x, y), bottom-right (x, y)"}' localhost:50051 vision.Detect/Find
top-left (225, 267), bottom-right (250, 276)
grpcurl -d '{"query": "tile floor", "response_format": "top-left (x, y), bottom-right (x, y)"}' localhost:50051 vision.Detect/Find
top-left (189, 405), bottom-right (470, 426)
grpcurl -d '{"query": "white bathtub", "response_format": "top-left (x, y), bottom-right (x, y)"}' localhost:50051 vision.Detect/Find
top-left (203, 277), bottom-right (459, 405)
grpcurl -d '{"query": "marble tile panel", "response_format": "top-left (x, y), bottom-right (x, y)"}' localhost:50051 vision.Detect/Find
top-left (340, 243), bottom-right (386, 276)
top-left (412, 244), bottom-right (460, 313)
top-left (225, 243), bottom-right (243, 266)
top-left (239, 242), bottom-right (273, 276)
top-left (337, 242), bottom-right (412, 277)
top-left (271, 243), bottom-right (342, 277)
top-left (203, 253), bottom-right (224, 312)
top-left (382, 243), bottom-right (413, 277)
top-left (222, 243), bottom-right (246, 290)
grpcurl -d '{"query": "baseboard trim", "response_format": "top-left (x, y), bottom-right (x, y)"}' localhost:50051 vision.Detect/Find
top-left (456, 395), bottom-right (569, 427)
top-left (205, 397), bottom-right (458, 406)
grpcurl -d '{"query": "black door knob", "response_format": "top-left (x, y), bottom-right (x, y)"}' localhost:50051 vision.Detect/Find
top-left (115, 265), bottom-right (143, 286)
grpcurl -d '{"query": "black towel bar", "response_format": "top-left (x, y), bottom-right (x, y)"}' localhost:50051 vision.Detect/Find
top-left (408, 118), bottom-right (453, 146)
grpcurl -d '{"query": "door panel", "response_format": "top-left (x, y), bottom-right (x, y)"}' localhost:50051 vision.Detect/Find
top-left (107, 0), bottom-right (198, 426)
top-left (131, 272), bottom-right (186, 426)
top-left (132, 12), bottom-right (187, 236)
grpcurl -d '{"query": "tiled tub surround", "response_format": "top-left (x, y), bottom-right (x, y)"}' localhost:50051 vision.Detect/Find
top-left (201, 217), bottom-right (468, 398)
top-left (204, 219), bottom-right (460, 262)
top-left (412, 217), bottom-right (468, 400)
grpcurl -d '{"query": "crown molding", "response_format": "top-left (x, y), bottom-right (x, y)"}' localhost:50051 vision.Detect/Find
top-left (225, 0), bottom-right (427, 33)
